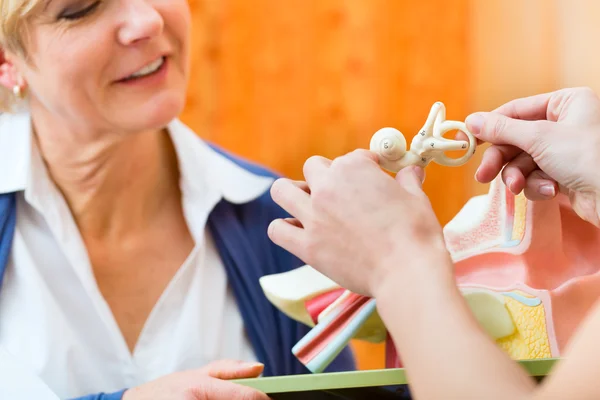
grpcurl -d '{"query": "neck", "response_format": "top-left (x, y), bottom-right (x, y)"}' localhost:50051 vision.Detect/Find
top-left (30, 115), bottom-right (181, 241)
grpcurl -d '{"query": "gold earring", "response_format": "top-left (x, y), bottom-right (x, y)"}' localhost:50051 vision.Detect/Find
top-left (12, 85), bottom-right (21, 99)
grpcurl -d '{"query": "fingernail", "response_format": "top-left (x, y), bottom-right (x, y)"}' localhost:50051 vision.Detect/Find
top-left (238, 362), bottom-right (264, 370)
top-left (474, 167), bottom-right (482, 182)
top-left (247, 362), bottom-right (264, 367)
top-left (465, 113), bottom-right (485, 136)
top-left (267, 220), bottom-right (276, 238)
top-left (539, 184), bottom-right (555, 197)
top-left (506, 178), bottom-right (515, 192)
top-left (415, 167), bottom-right (425, 183)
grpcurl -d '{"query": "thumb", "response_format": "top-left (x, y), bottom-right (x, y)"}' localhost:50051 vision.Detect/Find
top-left (202, 360), bottom-right (265, 380)
top-left (395, 165), bottom-right (425, 196)
top-left (465, 112), bottom-right (556, 155)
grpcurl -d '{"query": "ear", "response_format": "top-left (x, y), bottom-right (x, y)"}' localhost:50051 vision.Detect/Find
top-left (0, 48), bottom-right (25, 92)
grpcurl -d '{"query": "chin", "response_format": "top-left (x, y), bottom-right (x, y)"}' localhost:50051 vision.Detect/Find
top-left (124, 93), bottom-right (186, 131)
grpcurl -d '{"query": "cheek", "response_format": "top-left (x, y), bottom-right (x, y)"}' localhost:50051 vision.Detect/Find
top-left (162, 2), bottom-right (191, 52)
top-left (28, 62), bottom-right (88, 110)
top-left (169, 0), bottom-right (192, 27)
top-left (25, 36), bottom-right (111, 112)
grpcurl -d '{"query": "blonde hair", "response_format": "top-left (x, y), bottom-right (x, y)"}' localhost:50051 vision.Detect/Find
top-left (0, 0), bottom-right (42, 112)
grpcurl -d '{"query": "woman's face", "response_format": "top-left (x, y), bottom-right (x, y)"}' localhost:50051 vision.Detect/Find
top-left (7, 0), bottom-right (191, 133)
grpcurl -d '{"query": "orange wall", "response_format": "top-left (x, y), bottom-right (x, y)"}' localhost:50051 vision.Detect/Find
top-left (182, 0), bottom-right (476, 370)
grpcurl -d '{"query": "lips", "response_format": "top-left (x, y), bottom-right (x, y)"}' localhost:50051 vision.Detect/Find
top-left (116, 55), bottom-right (167, 82)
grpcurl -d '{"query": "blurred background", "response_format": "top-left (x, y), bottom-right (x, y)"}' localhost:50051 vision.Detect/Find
top-left (180, 0), bottom-right (599, 370)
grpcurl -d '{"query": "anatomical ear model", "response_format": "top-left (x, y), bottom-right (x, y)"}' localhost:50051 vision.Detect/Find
top-left (262, 175), bottom-right (600, 372)
top-left (260, 101), bottom-right (600, 373)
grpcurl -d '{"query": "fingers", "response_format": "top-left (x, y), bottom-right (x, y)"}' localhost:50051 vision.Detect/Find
top-left (303, 155), bottom-right (331, 186)
top-left (268, 179), bottom-right (309, 252)
top-left (491, 91), bottom-right (554, 121)
top-left (267, 218), bottom-right (307, 257)
top-left (202, 360), bottom-right (265, 380)
top-left (191, 379), bottom-right (271, 400)
top-left (303, 150), bottom-right (379, 185)
top-left (476, 145), bottom-right (558, 199)
top-left (454, 130), bottom-right (484, 145)
top-left (475, 145), bottom-right (522, 183)
top-left (270, 179), bottom-right (310, 221)
top-left (465, 112), bottom-right (556, 157)
top-left (395, 166), bottom-right (426, 196)
top-left (286, 180), bottom-right (310, 194)
top-left (187, 360), bottom-right (270, 399)
top-left (501, 152), bottom-right (538, 194)
top-left (349, 148), bottom-right (380, 164)
top-left (523, 170), bottom-right (558, 200)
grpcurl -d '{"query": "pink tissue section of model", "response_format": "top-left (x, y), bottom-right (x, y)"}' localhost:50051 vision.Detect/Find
top-left (451, 178), bottom-right (600, 348)
top-left (387, 176), bottom-right (600, 367)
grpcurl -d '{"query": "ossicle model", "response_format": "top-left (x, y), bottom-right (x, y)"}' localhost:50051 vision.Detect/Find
top-left (369, 101), bottom-right (477, 172)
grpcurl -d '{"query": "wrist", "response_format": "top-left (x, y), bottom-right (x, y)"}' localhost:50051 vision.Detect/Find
top-left (372, 247), bottom-right (461, 349)
top-left (370, 242), bottom-right (455, 304)
top-left (370, 235), bottom-right (453, 297)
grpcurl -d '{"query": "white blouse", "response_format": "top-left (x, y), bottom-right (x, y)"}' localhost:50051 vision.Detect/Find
top-left (0, 112), bottom-right (274, 398)
top-left (0, 345), bottom-right (59, 400)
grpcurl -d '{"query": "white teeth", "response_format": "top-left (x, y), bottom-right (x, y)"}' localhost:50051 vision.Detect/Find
top-left (129, 57), bottom-right (164, 79)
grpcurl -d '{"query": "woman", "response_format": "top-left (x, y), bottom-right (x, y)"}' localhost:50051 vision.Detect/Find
top-left (0, 1), bottom-right (354, 399)
top-left (269, 86), bottom-right (600, 399)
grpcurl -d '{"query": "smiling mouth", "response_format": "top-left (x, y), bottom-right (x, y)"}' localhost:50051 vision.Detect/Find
top-left (118, 56), bottom-right (166, 82)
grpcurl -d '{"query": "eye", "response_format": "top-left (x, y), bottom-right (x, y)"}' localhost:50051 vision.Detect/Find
top-left (58, 1), bottom-right (100, 20)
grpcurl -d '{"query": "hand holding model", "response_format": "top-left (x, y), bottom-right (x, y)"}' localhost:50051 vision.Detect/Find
top-left (466, 86), bottom-right (600, 227)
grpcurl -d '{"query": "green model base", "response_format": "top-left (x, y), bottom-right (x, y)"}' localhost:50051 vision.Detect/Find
top-left (233, 358), bottom-right (557, 399)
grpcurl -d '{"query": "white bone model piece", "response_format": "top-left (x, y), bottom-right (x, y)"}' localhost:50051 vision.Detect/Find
top-left (370, 102), bottom-right (477, 172)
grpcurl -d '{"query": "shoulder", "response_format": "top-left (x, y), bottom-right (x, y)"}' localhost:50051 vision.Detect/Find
top-left (205, 142), bottom-right (288, 217)
top-left (168, 119), bottom-right (278, 205)
top-left (204, 144), bottom-right (304, 271)
top-left (206, 142), bottom-right (282, 180)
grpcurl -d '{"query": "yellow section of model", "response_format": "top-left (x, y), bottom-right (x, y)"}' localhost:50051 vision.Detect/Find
top-left (496, 291), bottom-right (552, 359)
top-left (511, 193), bottom-right (528, 242)
top-left (462, 290), bottom-right (515, 340)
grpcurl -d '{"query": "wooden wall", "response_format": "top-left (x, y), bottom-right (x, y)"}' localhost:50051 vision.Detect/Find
top-left (181, 0), bottom-right (474, 370)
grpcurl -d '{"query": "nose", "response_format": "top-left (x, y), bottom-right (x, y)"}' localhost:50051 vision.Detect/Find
top-left (117, 0), bottom-right (164, 45)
